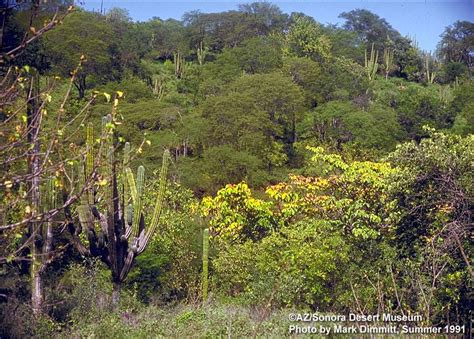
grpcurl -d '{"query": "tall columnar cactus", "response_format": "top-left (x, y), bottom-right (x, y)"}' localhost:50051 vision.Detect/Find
top-left (424, 55), bottom-right (436, 84)
top-left (365, 43), bottom-right (379, 81)
top-left (76, 115), bottom-right (170, 303)
top-left (197, 41), bottom-right (206, 66)
top-left (202, 228), bottom-right (209, 301)
top-left (173, 52), bottom-right (186, 79)
top-left (383, 48), bottom-right (394, 80)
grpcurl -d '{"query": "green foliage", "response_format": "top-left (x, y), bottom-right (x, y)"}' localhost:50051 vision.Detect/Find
top-left (311, 101), bottom-right (404, 151)
top-left (439, 61), bottom-right (468, 83)
top-left (98, 77), bottom-right (153, 103)
top-left (130, 182), bottom-right (202, 301)
top-left (387, 130), bottom-right (473, 323)
top-left (64, 301), bottom-right (299, 338)
top-left (437, 20), bottom-right (474, 68)
top-left (323, 25), bottom-right (365, 62)
top-left (2, 2), bottom-right (473, 335)
top-left (364, 43), bottom-right (379, 81)
top-left (184, 5), bottom-right (287, 53)
top-left (231, 36), bottom-right (283, 74)
top-left (388, 130), bottom-right (473, 253)
top-left (285, 14), bottom-right (332, 62)
top-left (451, 102), bottom-right (474, 135)
top-left (213, 220), bottom-right (348, 308)
top-left (201, 182), bottom-right (277, 243)
top-left (283, 56), bottom-right (323, 106)
top-left (42, 11), bottom-right (115, 97)
top-left (372, 79), bottom-right (452, 139)
top-left (197, 52), bottom-right (242, 97)
top-left (228, 72), bottom-right (305, 159)
top-left (340, 9), bottom-right (401, 50)
top-left (309, 56), bottom-right (369, 103)
top-left (179, 146), bottom-right (265, 195)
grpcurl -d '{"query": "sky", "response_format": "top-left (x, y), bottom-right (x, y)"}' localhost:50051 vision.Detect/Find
top-left (80, 0), bottom-right (474, 52)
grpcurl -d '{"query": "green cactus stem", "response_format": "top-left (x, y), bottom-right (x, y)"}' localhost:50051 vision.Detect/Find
top-left (73, 117), bottom-right (171, 303)
top-left (202, 228), bottom-right (209, 301)
top-left (197, 41), bottom-right (206, 66)
top-left (365, 43), bottom-right (379, 81)
top-left (424, 55), bottom-right (436, 84)
top-left (383, 48), bottom-right (394, 80)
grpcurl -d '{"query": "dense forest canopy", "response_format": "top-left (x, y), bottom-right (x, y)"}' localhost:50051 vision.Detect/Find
top-left (0, 1), bottom-right (473, 337)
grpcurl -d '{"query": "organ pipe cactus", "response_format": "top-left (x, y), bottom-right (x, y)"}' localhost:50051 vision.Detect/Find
top-left (202, 228), bottom-right (209, 301)
top-left (424, 55), bottom-right (436, 84)
top-left (173, 52), bottom-right (185, 79)
top-left (197, 41), bottom-right (206, 66)
top-left (383, 47), bottom-right (394, 80)
top-left (76, 116), bottom-right (170, 303)
top-left (365, 43), bottom-right (379, 81)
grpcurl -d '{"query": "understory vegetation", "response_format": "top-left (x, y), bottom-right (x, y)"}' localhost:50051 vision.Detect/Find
top-left (0, 1), bottom-right (473, 337)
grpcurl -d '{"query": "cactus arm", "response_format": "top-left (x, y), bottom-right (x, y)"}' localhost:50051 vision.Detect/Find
top-left (122, 142), bottom-right (131, 219)
top-left (383, 48), bottom-right (394, 80)
top-left (131, 166), bottom-right (144, 239)
top-left (119, 251), bottom-right (135, 281)
top-left (137, 150), bottom-right (170, 254)
top-left (125, 167), bottom-right (138, 203)
top-left (365, 43), bottom-right (378, 81)
top-left (124, 204), bottom-right (133, 239)
top-left (77, 205), bottom-right (94, 234)
top-left (77, 159), bottom-right (88, 206)
top-left (104, 141), bottom-right (120, 275)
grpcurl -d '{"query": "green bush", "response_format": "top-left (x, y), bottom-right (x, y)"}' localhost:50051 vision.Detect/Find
top-left (213, 220), bottom-right (349, 309)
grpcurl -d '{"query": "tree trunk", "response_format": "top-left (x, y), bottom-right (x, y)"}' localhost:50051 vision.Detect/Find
top-left (31, 265), bottom-right (43, 316)
top-left (112, 281), bottom-right (121, 306)
top-left (28, 71), bottom-right (43, 316)
top-left (74, 75), bottom-right (86, 99)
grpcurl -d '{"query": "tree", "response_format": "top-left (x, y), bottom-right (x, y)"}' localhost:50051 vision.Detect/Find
top-left (283, 56), bottom-right (322, 106)
top-left (183, 6), bottom-right (283, 53)
top-left (179, 146), bottom-right (265, 195)
top-left (197, 91), bottom-right (278, 168)
top-left (437, 20), bottom-right (474, 69)
top-left (339, 9), bottom-right (400, 51)
top-left (183, 10), bottom-right (249, 52)
top-left (237, 1), bottom-right (288, 33)
top-left (228, 72), bottom-right (305, 162)
top-left (387, 129), bottom-right (473, 323)
top-left (340, 9), bottom-right (422, 79)
top-left (285, 14), bottom-right (332, 62)
top-left (0, 4), bottom-right (98, 316)
top-left (41, 11), bottom-right (114, 98)
top-left (311, 101), bottom-right (404, 151)
top-left (323, 25), bottom-right (365, 63)
top-left (231, 36), bottom-right (283, 74)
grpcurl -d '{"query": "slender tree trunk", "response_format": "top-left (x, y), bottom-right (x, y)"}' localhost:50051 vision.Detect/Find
top-left (112, 281), bottom-right (121, 305)
top-left (28, 71), bottom-right (43, 316)
top-left (74, 75), bottom-right (86, 99)
top-left (31, 266), bottom-right (43, 315)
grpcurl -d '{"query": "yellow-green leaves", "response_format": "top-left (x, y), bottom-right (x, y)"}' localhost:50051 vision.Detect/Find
top-left (201, 182), bottom-right (276, 243)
